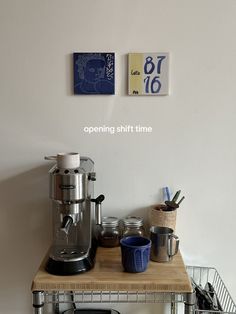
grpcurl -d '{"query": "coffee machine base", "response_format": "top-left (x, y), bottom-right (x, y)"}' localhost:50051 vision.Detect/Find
top-left (46, 243), bottom-right (97, 276)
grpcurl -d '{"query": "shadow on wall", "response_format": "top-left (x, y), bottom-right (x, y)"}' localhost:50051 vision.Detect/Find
top-left (0, 165), bottom-right (51, 312)
top-left (121, 53), bottom-right (128, 97)
top-left (66, 53), bottom-right (74, 96)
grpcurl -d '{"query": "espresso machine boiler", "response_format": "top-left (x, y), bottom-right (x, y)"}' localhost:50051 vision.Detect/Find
top-left (45, 153), bottom-right (104, 275)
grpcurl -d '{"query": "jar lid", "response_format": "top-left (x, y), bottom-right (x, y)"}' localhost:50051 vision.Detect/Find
top-left (123, 216), bottom-right (143, 227)
top-left (102, 216), bottom-right (119, 227)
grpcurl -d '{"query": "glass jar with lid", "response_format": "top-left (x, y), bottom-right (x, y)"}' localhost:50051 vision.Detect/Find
top-left (98, 217), bottom-right (120, 248)
top-left (122, 216), bottom-right (145, 238)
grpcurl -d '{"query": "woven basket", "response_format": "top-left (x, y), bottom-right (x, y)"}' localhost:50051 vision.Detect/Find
top-left (148, 204), bottom-right (177, 231)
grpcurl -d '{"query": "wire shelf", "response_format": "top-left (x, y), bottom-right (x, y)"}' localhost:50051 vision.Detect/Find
top-left (44, 291), bottom-right (184, 304)
top-left (186, 266), bottom-right (236, 314)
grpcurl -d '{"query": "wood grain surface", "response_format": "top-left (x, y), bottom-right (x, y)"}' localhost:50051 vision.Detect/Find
top-left (31, 247), bottom-right (192, 293)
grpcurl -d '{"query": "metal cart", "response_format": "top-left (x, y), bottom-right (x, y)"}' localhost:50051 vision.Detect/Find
top-left (32, 249), bottom-right (236, 314)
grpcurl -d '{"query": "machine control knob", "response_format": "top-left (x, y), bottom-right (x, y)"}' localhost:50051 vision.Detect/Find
top-left (88, 172), bottom-right (96, 181)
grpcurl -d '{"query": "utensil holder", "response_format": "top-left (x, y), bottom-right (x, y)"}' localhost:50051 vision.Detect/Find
top-left (148, 204), bottom-right (177, 231)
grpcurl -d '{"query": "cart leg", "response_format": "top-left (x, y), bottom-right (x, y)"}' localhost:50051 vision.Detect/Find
top-left (184, 292), bottom-right (195, 314)
top-left (33, 291), bottom-right (44, 314)
top-left (171, 301), bottom-right (178, 314)
top-left (52, 291), bottom-right (60, 314)
top-left (171, 293), bottom-right (178, 314)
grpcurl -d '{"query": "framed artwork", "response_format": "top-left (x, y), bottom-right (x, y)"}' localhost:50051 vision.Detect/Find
top-left (128, 53), bottom-right (169, 95)
top-left (73, 52), bottom-right (115, 95)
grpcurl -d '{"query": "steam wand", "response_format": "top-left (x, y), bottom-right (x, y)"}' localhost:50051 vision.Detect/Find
top-left (91, 194), bottom-right (105, 225)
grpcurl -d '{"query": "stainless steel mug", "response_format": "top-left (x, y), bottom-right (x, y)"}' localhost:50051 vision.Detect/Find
top-left (150, 226), bottom-right (179, 262)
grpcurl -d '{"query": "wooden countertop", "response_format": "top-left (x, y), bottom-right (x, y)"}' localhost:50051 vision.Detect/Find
top-left (31, 247), bottom-right (192, 293)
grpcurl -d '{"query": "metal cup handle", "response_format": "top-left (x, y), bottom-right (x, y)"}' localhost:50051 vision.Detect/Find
top-left (44, 156), bottom-right (57, 160)
top-left (168, 234), bottom-right (179, 257)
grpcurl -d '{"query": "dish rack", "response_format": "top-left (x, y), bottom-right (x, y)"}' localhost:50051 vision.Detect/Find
top-left (187, 266), bottom-right (236, 314)
top-left (33, 266), bottom-right (236, 314)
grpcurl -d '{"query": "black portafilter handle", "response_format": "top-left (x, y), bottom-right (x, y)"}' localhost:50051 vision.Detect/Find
top-left (91, 194), bottom-right (105, 225)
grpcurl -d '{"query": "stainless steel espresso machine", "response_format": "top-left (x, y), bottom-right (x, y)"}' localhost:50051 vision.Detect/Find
top-left (45, 153), bottom-right (104, 275)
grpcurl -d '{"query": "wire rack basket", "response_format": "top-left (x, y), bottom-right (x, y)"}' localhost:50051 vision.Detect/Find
top-left (187, 266), bottom-right (236, 314)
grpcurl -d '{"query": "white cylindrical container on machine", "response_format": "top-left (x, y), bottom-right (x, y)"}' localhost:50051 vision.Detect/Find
top-left (45, 152), bottom-right (80, 169)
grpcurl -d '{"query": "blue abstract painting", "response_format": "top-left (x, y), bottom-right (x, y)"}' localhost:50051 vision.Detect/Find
top-left (73, 52), bottom-right (115, 95)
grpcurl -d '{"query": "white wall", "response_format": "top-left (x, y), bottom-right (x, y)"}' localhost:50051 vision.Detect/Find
top-left (0, 0), bottom-right (236, 313)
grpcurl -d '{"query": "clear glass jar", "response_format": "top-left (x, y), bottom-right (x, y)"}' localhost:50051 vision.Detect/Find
top-left (98, 217), bottom-right (120, 248)
top-left (122, 216), bottom-right (145, 237)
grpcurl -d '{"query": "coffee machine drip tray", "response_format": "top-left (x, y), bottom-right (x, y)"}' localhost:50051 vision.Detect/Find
top-left (50, 246), bottom-right (90, 262)
top-left (46, 242), bottom-right (97, 276)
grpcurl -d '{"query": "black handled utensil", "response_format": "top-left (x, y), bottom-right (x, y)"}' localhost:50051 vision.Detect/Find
top-left (172, 190), bottom-right (181, 203)
top-left (164, 200), bottom-right (179, 211)
top-left (164, 190), bottom-right (185, 211)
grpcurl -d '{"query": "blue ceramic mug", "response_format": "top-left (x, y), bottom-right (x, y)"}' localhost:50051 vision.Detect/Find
top-left (120, 236), bottom-right (151, 273)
